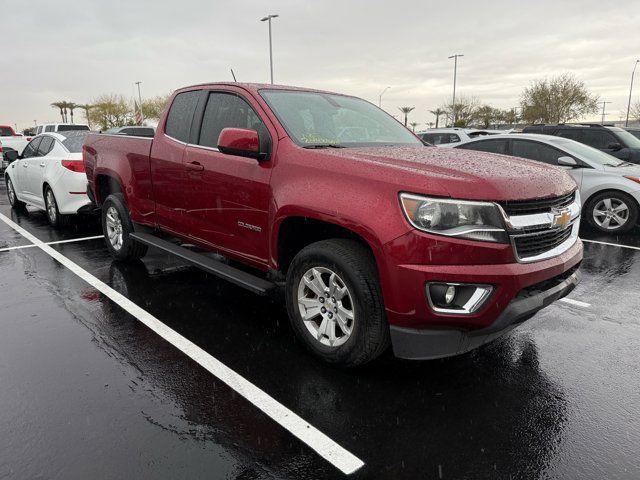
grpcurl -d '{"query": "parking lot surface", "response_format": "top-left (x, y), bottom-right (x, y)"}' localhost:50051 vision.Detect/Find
top-left (1, 182), bottom-right (639, 479)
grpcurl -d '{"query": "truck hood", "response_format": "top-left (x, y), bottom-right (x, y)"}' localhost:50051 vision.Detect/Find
top-left (322, 145), bottom-right (576, 201)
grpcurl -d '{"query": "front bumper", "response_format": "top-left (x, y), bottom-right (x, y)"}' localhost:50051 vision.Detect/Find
top-left (390, 264), bottom-right (581, 360)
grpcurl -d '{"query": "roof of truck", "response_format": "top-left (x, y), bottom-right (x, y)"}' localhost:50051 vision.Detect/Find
top-left (176, 82), bottom-right (341, 96)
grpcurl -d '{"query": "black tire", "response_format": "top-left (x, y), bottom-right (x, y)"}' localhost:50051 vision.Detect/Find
top-left (44, 185), bottom-right (70, 227)
top-left (285, 239), bottom-right (389, 367)
top-left (101, 193), bottom-right (148, 261)
top-left (5, 176), bottom-right (26, 209)
top-left (585, 191), bottom-right (639, 234)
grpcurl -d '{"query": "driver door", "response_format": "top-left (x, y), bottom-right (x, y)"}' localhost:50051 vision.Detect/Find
top-left (15, 137), bottom-right (42, 198)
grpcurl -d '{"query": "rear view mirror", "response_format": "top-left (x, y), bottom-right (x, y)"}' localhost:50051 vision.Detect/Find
top-left (557, 156), bottom-right (577, 167)
top-left (4, 149), bottom-right (19, 163)
top-left (217, 128), bottom-right (263, 160)
top-left (607, 142), bottom-right (622, 151)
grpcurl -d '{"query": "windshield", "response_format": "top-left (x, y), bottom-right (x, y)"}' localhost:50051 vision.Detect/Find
top-left (260, 90), bottom-right (421, 147)
top-left (612, 128), bottom-right (640, 148)
top-left (553, 138), bottom-right (623, 167)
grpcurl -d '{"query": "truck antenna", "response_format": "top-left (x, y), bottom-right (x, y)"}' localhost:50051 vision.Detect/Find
top-left (230, 69), bottom-right (237, 82)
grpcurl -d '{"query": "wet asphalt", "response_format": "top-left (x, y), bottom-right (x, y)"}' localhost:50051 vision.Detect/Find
top-left (0, 182), bottom-right (639, 480)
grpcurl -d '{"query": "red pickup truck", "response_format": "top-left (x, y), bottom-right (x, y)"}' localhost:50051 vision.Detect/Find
top-left (83, 83), bottom-right (583, 366)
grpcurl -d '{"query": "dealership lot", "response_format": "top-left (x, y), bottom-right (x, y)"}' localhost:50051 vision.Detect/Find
top-left (1, 182), bottom-right (639, 479)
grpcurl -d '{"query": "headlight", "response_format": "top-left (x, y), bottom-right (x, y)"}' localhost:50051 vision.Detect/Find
top-left (399, 193), bottom-right (508, 243)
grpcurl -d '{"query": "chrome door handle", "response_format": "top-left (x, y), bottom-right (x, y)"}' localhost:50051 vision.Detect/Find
top-left (40, 163), bottom-right (45, 168)
top-left (22, 163), bottom-right (28, 168)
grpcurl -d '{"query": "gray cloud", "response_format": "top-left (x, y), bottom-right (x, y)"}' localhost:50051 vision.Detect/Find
top-left (2, 0), bottom-right (640, 130)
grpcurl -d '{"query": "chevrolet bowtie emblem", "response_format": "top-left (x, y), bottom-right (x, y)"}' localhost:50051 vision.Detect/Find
top-left (552, 210), bottom-right (571, 228)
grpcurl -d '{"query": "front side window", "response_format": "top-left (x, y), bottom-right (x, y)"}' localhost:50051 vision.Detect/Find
top-left (198, 92), bottom-right (266, 149)
top-left (579, 130), bottom-right (617, 149)
top-left (45, 125), bottom-right (55, 132)
top-left (261, 90), bottom-right (421, 147)
top-left (22, 137), bottom-right (43, 158)
top-left (460, 139), bottom-right (509, 155)
top-left (511, 140), bottom-right (563, 164)
top-left (165, 90), bottom-right (201, 142)
top-left (0, 127), bottom-right (13, 136)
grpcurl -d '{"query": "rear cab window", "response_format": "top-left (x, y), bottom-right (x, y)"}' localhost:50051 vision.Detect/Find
top-left (164, 90), bottom-right (201, 142)
top-left (57, 125), bottom-right (90, 132)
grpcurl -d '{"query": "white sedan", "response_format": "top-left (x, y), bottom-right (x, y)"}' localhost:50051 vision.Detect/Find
top-left (454, 133), bottom-right (640, 234)
top-left (4, 131), bottom-right (92, 227)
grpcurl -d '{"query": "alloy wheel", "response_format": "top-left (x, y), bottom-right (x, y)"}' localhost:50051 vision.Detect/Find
top-left (46, 189), bottom-right (57, 224)
top-left (592, 198), bottom-right (629, 230)
top-left (7, 179), bottom-right (16, 205)
top-left (297, 267), bottom-right (355, 347)
top-left (105, 206), bottom-right (124, 251)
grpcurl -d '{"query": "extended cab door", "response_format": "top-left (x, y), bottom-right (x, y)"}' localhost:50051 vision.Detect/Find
top-left (149, 90), bottom-right (202, 234)
top-left (181, 90), bottom-right (273, 267)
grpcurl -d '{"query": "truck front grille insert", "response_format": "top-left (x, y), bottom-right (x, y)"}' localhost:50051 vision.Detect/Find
top-left (499, 192), bottom-right (575, 216)
top-left (512, 225), bottom-right (573, 259)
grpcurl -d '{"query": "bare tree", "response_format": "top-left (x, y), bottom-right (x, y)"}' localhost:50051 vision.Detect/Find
top-left (440, 96), bottom-right (480, 127)
top-left (520, 74), bottom-right (598, 124)
top-left (398, 106), bottom-right (415, 127)
top-left (88, 94), bottom-right (135, 130)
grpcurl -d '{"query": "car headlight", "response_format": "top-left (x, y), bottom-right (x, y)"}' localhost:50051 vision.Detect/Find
top-left (399, 193), bottom-right (508, 243)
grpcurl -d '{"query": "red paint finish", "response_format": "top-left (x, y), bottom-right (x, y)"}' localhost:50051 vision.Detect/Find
top-left (84, 82), bottom-right (583, 332)
top-left (218, 128), bottom-right (260, 156)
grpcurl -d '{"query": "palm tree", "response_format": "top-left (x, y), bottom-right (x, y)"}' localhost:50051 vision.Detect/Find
top-left (409, 122), bottom-right (419, 132)
top-left (398, 106), bottom-right (415, 127)
top-left (429, 108), bottom-right (445, 128)
top-left (51, 101), bottom-right (66, 122)
top-left (76, 104), bottom-right (93, 128)
top-left (67, 102), bottom-right (78, 124)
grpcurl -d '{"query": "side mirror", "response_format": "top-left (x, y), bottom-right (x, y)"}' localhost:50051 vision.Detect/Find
top-left (557, 156), bottom-right (577, 167)
top-left (607, 142), bottom-right (623, 151)
top-left (217, 128), bottom-right (263, 160)
top-left (4, 149), bottom-right (19, 163)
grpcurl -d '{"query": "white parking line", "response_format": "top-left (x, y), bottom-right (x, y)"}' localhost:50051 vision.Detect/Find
top-left (0, 213), bottom-right (364, 475)
top-left (559, 298), bottom-right (591, 308)
top-left (582, 238), bottom-right (640, 251)
top-left (0, 235), bottom-right (103, 252)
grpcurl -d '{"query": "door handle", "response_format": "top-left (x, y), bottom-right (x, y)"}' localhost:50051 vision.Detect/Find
top-left (40, 163), bottom-right (45, 168)
top-left (185, 161), bottom-right (204, 172)
top-left (23, 163), bottom-right (28, 168)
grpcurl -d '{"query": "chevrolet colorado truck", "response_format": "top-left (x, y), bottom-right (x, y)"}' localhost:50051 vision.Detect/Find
top-left (83, 83), bottom-right (583, 366)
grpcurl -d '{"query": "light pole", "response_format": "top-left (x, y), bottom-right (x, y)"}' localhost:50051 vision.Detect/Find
top-left (135, 81), bottom-right (144, 123)
top-left (625, 60), bottom-right (640, 127)
top-left (598, 101), bottom-right (612, 124)
top-left (448, 54), bottom-right (464, 126)
top-left (260, 14), bottom-right (279, 84)
top-left (378, 86), bottom-right (390, 108)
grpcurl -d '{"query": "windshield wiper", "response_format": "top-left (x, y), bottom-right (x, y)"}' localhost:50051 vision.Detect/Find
top-left (302, 144), bottom-right (346, 149)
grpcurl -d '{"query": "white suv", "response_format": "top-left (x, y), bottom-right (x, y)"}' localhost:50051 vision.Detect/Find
top-left (417, 128), bottom-right (507, 146)
top-left (35, 123), bottom-right (90, 135)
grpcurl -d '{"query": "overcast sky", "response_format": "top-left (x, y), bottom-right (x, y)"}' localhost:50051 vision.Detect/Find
top-left (2, 0), bottom-right (640, 131)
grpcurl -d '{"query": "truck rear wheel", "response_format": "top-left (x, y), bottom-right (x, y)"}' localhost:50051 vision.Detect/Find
top-left (102, 193), bottom-right (148, 261)
top-left (285, 239), bottom-right (389, 367)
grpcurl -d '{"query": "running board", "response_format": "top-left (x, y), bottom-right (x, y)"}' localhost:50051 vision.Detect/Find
top-left (129, 232), bottom-right (276, 296)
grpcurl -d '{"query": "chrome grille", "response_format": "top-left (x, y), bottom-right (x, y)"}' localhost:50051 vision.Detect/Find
top-left (500, 192), bottom-right (575, 216)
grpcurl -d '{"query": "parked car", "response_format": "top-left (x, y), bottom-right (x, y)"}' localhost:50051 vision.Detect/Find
top-left (416, 128), bottom-right (505, 146)
top-left (522, 123), bottom-right (640, 163)
top-left (83, 82), bottom-right (582, 366)
top-left (0, 124), bottom-right (31, 155)
top-left (624, 127), bottom-right (640, 140)
top-left (4, 131), bottom-right (93, 227)
top-left (35, 123), bottom-right (90, 135)
top-left (454, 134), bottom-right (640, 234)
top-left (104, 126), bottom-right (155, 137)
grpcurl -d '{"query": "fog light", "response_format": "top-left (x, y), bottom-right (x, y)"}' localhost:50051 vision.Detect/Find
top-left (445, 285), bottom-right (456, 304)
top-left (426, 283), bottom-right (493, 314)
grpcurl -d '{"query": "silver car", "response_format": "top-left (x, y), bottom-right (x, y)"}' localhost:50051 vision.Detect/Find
top-left (454, 133), bottom-right (640, 234)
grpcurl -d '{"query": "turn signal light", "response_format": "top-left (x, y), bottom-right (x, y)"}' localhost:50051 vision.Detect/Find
top-left (61, 159), bottom-right (86, 173)
top-left (624, 175), bottom-right (640, 185)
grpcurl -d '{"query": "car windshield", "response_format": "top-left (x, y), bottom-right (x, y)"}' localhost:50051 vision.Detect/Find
top-left (612, 128), bottom-right (640, 148)
top-left (260, 90), bottom-right (421, 147)
top-left (553, 138), bottom-right (623, 167)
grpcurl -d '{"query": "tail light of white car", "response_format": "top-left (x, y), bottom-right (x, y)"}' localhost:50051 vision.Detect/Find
top-left (61, 159), bottom-right (86, 173)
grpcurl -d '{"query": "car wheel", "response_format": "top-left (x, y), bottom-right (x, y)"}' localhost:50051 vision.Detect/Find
top-left (44, 186), bottom-right (69, 227)
top-left (586, 191), bottom-right (639, 234)
top-left (285, 239), bottom-right (389, 367)
top-left (101, 193), bottom-right (148, 261)
top-left (5, 176), bottom-right (26, 209)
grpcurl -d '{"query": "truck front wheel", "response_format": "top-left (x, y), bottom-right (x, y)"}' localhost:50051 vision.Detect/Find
top-left (285, 239), bottom-right (390, 367)
top-left (102, 193), bottom-right (148, 261)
